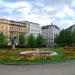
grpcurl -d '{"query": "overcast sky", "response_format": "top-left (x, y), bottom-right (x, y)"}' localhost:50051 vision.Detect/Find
top-left (0, 0), bottom-right (75, 29)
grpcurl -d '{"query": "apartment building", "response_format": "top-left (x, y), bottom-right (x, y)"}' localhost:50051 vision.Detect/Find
top-left (22, 21), bottom-right (41, 37)
top-left (41, 23), bottom-right (60, 47)
top-left (0, 19), bottom-right (27, 41)
top-left (68, 24), bottom-right (75, 31)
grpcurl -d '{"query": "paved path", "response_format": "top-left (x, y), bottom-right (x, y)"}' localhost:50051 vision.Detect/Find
top-left (0, 61), bottom-right (75, 75)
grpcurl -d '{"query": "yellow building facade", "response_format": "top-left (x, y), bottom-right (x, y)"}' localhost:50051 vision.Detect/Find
top-left (0, 19), bottom-right (27, 40)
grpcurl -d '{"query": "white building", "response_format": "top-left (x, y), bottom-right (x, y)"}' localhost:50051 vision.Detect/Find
top-left (21, 21), bottom-right (41, 37)
top-left (68, 24), bottom-right (75, 31)
top-left (41, 23), bottom-right (60, 47)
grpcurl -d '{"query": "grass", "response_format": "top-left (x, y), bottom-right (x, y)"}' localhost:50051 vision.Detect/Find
top-left (48, 47), bottom-right (65, 62)
top-left (0, 59), bottom-right (34, 64)
top-left (0, 49), bottom-right (22, 54)
top-left (0, 58), bottom-right (52, 64)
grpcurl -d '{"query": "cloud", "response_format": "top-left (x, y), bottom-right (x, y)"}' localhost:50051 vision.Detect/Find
top-left (71, 0), bottom-right (75, 7)
top-left (0, 0), bottom-right (52, 25)
top-left (4, 1), bottom-right (31, 9)
top-left (34, 0), bottom-right (72, 6)
top-left (0, 0), bottom-right (75, 29)
top-left (55, 5), bottom-right (75, 19)
top-left (26, 14), bottom-right (51, 25)
top-left (43, 6), bottom-right (56, 12)
top-left (54, 19), bottom-right (75, 29)
top-left (63, 5), bottom-right (75, 17)
top-left (0, 0), bottom-right (31, 14)
top-left (0, 0), bottom-right (32, 20)
top-left (55, 11), bottom-right (66, 19)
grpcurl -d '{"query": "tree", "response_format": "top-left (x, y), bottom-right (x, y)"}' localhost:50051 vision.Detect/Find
top-left (0, 32), bottom-right (8, 47)
top-left (36, 34), bottom-right (45, 47)
top-left (72, 30), bottom-right (75, 45)
top-left (28, 34), bottom-right (35, 47)
top-left (55, 29), bottom-right (72, 46)
top-left (18, 33), bottom-right (25, 47)
top-left (54, 34), bottom-right (59, 44)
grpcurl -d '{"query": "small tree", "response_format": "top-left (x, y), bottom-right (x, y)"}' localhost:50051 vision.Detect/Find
top-left (0, 32), bottom-right (8, 48)
top-left (54, 35), bottom-right (59, 44)
top-left (36, 34), bottom-right (45, 47)
top-left (28, 34), bottom-right (35, 47)
top-left (18, 33), bottom-right (25, 47)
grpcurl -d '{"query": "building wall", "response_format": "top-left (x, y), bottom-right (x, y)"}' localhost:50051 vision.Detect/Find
top-left (23, 21), bottom-right (41, 37)
top-left (69, 25), bottom-right (75, 31)
top-left (0, 19), bottom-right (27, 44)
top-left (0, 19), bottom-right (10, 37)
top-left (9, 24), bottom-right (26, 38)
top-left (41, 25), bottom-right (60, 47)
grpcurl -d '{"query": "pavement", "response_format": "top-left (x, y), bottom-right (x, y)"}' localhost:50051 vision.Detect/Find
top-left (0, 61), bottom-right (75, 75)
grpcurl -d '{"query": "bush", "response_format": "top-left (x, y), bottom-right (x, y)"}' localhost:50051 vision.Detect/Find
top-left (0, 32), bottom-right (8, 48)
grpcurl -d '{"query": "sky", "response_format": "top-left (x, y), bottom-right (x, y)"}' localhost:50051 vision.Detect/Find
top-left (0, 0), bottom-right (75, 29)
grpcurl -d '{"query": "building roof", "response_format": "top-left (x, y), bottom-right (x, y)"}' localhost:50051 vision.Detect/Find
top-left (21, 21), bottom-right (40, 25)
top-left (68, 24), bottom-right (75, 29)
top-left (41, 24), bottom-right (60, 29)
top-left (0, 18), bottom-right (26, 27)
top-left (41, 26), bottom-right (49, 29)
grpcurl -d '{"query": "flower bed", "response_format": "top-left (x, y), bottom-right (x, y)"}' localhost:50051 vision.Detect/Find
top-left (0, 53), bottom-right (52, 61)
top-left (64, 46), bottom-right (75, 50)
top-left (64, 52), bottom-right (75, 54)
top-left (0, 47), bottom-right (70, 64)
top-left (64, 47), bottom-right (75, 60)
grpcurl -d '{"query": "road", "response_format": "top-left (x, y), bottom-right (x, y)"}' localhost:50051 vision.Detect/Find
top-left (0, 61), bottom-right (75, 75)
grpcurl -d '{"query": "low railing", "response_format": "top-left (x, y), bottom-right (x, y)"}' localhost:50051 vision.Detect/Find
top-left (64, 46), bottom-right (75, 50)
top-left (7, 48), bottom-right (48, 51)
top-left (64, 52), bottom-right (75, 54)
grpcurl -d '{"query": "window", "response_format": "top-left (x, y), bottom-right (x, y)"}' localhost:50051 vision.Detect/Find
top-left (6, 26), bottom-right (8, 30)
top-left (10, 27), bottom-right (13, 30)
top-left (0, 25), bottom-right (3, 29)
top-left (19, 27), bottom-right (20, 31)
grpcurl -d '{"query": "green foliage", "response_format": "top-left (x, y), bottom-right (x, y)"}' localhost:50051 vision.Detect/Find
top-left (72, 30), bottom-right (75, 45)
top-left (28, 34), bottom-right (36, 47)
top-left (55, 29), bottom-right (73, 46)
top-left (54, 35), bottom-right (58, 44)
top-left (18, 33), bottom-right (25, 46)
top-left (0, 32), bottom-right (8, 47)
top-left (36, 34), bottom-right (45, 47)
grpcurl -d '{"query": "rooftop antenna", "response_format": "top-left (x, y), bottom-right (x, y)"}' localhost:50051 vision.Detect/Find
top-left (51, 15), bottom-right (54, 25)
